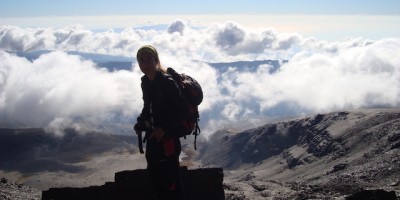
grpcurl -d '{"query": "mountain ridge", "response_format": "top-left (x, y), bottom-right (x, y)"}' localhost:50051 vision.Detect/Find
top-left (200, 108), bottom-right (400, 199)
top-left (10, 50), bottom-right (285, 74)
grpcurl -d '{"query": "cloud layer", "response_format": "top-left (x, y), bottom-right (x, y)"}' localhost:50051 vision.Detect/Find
top-left (1, 20), bottom-right (400, 136)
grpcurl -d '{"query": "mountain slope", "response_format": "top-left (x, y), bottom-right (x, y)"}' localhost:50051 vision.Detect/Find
top-left (0, 128), bottom-right (137, 174)
top-left (200, 108), bottom-right (400, 199)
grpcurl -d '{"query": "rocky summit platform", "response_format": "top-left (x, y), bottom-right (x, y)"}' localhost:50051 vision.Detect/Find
top-left (42, 167), bottom-right (224, 200)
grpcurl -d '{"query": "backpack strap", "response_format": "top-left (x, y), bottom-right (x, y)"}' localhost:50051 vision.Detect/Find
top-left (194, 122), bottom-right (200, 150)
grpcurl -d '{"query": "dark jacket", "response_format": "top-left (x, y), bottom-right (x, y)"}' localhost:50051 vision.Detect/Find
top-left (138, 70), bottom-right (187, 138)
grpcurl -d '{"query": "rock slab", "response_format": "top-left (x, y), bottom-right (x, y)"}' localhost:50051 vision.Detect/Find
top-left (42, 167), bottom-right (224, 200)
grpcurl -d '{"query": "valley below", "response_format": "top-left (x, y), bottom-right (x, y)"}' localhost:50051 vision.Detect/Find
top-left (1, 108), bottom-right (400, 199)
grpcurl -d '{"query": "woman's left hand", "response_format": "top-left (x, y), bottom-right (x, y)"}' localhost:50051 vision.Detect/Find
top-left (149, 128), bottom-right (165, 142)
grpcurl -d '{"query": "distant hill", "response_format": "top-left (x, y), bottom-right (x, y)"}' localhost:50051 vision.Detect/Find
top-left (11, 50), bottom-right (134, 72)
top-left (11, 50), bottom-right (285, 73)
top-left (13, 50), bottom-right (133, 63)
top-left (208, 60), bottom-right (286, 74)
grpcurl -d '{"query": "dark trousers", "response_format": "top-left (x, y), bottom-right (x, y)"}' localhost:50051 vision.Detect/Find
top-left (146, 138), bottom-right (183, 200)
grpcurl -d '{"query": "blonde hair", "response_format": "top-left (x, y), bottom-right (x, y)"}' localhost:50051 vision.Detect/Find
top-left (137, 45), bottom-right (166, 73)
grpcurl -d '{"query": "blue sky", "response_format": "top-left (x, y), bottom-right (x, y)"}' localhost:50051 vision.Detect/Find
top-left (1, 0), bottom-right (399, 17)
top-left (0, 0), bottom-right (399, 40)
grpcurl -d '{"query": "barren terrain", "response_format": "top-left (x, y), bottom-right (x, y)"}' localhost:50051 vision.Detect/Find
top-left (1, 108), bottom-right (399, 199)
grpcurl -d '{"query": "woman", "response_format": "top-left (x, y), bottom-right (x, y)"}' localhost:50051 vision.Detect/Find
top-left (134, 45), bottom-right (186, 200)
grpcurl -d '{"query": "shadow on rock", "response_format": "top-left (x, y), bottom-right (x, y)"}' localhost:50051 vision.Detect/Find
top-left (346, 189), bottom-right (398, 200)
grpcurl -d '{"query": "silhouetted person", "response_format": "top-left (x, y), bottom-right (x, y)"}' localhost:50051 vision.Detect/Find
top-left (134, 45), bottom-right (185, 200)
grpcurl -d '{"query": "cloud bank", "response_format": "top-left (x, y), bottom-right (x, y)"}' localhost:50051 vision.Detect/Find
top-left (1, 20), bottom-right (400, 136)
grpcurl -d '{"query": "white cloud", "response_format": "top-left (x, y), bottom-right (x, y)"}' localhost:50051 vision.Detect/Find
top-left (167, 19), bottom-right (186, 35)
top-left (222, 102), bottom-right (241, 120)
top-left (1, 21), bottom-right (400, 136)
top-left (214, 22), bottom-right (245, 49)
top-left (0, 51), bottom-right (142, 130)
top-left (226, 38), bottom-right (400, 114)
top-left (0, 22), bottom-right (304, 61)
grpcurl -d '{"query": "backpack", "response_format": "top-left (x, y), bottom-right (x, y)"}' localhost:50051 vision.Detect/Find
top-left (167, 67), bottom-right (203, 150)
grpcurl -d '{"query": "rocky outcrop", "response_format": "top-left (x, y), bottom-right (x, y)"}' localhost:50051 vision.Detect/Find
top-left (201, 110), bottom-right (400, 170)
top-left (1, 177), bottom-right (41, 200)
top-left (42, 167), bottom-right (224, 200)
